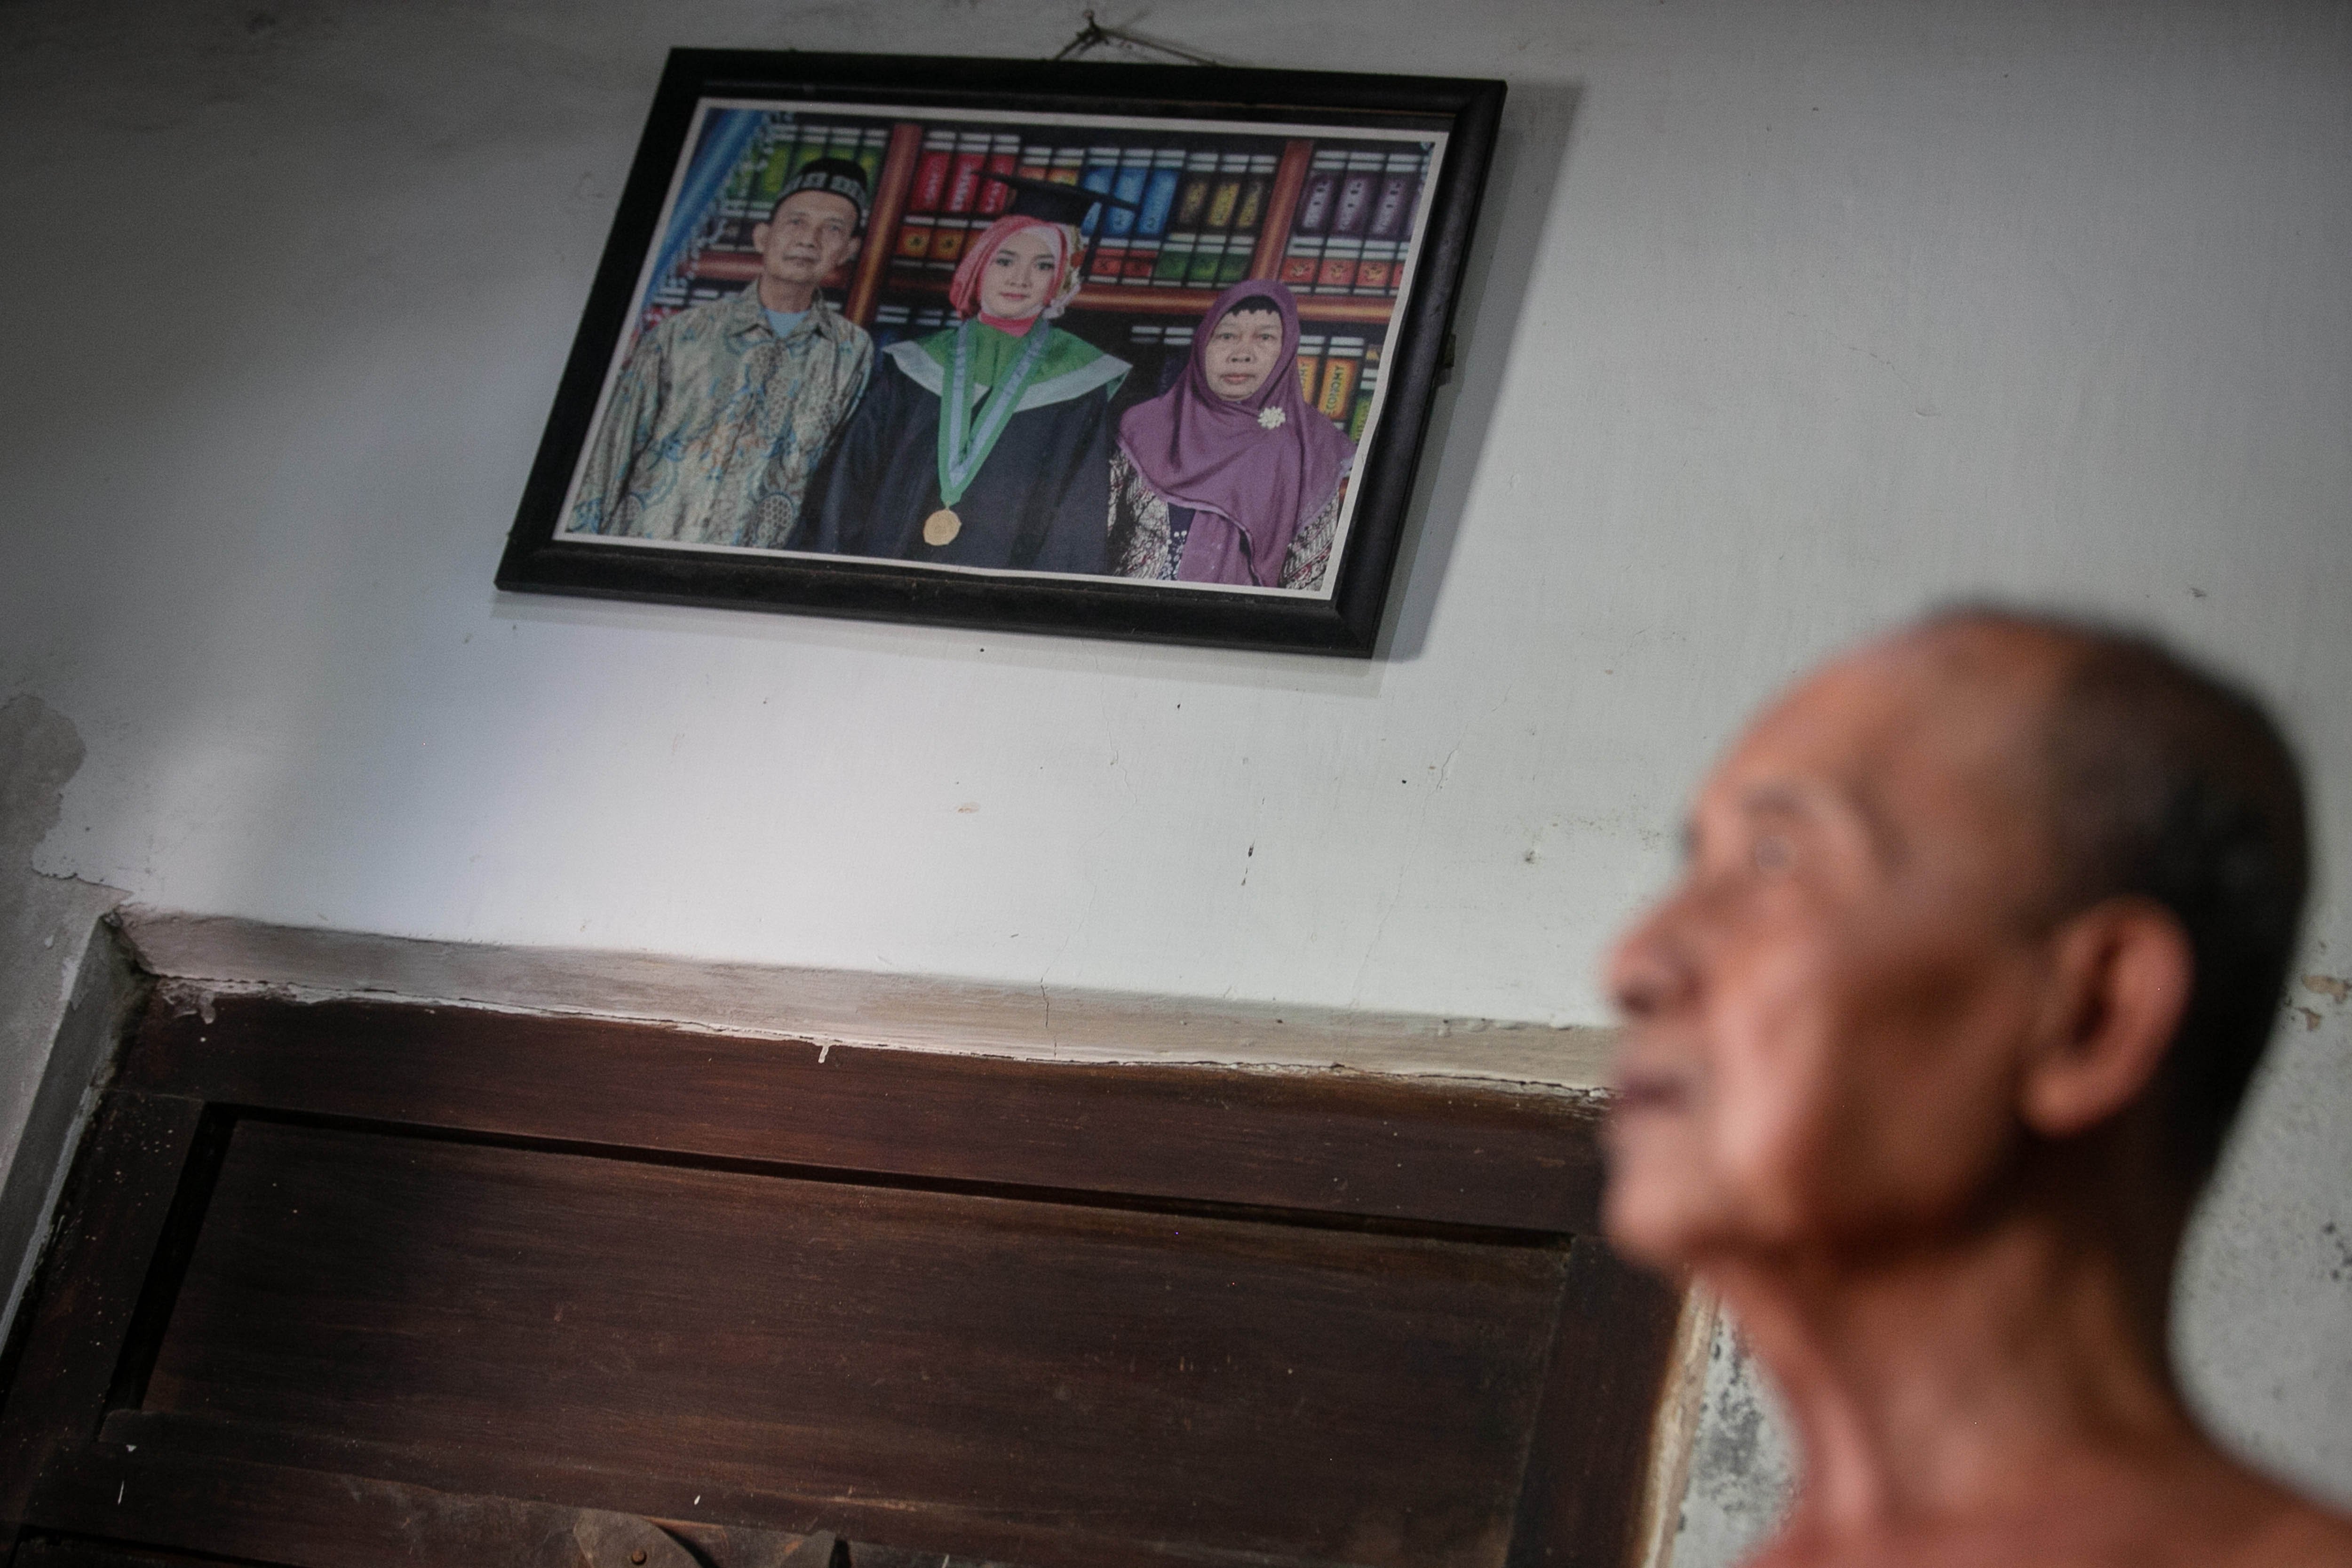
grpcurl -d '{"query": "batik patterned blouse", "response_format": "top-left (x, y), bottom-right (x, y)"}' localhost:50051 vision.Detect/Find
top-left (569, 285), bottom-right (872, 550)
top-left (1105, 448), bottom-right (1342, 591)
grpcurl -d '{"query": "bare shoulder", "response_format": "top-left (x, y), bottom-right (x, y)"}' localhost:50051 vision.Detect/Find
top-left (2155, 1453), bottom-right (2352, 1568)
top-left (1729, 1471), bottom-right (2352, 1568)
top-left (2231, 1497), bottom-right (2352, 1567)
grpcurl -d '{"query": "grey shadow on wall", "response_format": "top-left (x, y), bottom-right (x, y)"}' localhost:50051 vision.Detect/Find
top-left (1376, 80), bottom-right (1583, 664)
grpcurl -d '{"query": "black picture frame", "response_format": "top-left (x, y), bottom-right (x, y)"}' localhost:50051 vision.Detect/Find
top-left (496, 49), bottom-right (1504, 656)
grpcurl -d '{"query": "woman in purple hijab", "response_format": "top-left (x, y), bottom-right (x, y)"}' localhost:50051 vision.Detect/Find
top-left (1110, 280), bottom-right (1356, 590)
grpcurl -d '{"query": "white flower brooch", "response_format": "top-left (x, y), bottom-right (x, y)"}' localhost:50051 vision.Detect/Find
top-left (1257, 406), bottom-right (1287, 430)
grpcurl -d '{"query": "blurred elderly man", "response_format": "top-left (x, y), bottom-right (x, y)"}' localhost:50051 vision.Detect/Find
top-left (1605, 609), bottom-right (2352, 1567)
top-left (572, 157), bottom-right (875, 551)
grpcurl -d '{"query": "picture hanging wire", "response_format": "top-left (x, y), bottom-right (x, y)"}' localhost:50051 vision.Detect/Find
top-left (1050, 10), bottom-right (1228, 66)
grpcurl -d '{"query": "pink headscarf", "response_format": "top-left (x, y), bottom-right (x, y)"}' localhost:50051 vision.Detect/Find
top-left (1117, 280), bottom-right (1356, 587)
top-left (948, 216), bottom-right (1085, 324)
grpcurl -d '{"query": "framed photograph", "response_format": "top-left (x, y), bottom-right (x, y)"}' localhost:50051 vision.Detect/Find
top-left (498, 50), bottom-right (1503, 655)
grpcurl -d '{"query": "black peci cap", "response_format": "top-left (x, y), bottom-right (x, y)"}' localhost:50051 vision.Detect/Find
top-left (772, 157), bottom-right (872, 228)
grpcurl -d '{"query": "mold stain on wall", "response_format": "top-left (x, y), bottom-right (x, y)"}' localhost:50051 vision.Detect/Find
top-left (0, 693), bottom-right (127, 1174)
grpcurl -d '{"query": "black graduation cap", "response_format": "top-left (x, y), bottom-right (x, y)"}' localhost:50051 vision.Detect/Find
top-left (982, 173), bottom-right (1141, 277)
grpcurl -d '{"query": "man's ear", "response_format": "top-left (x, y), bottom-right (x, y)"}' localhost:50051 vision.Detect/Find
top-left (2020, 898), bottom-right (2193, 1138)
top-left (752, 222), bottom-right (772, 252)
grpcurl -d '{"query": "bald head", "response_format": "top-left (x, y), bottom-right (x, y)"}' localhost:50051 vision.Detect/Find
top-left (1602, 607), bottom-right (2307, 1268)
top-left (1919, 606), bottom-right (2309, 1183)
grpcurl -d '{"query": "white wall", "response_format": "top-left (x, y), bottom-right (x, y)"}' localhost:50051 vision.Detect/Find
top-left (1, 2), bottom-right (2346, 1562)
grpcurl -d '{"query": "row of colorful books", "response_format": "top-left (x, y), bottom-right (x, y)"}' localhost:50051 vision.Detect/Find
top-left (885, 131), bottom-right (1293, 292)
top-left (884, 131), bottom-right (1431, 300)
top-left (1276, 144), bottom-right (1429, 299)
top-left (675, 116), bottom-right (1435, 309)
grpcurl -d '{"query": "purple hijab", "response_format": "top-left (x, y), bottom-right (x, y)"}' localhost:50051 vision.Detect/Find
top-left (1117, 280), bottom-right (1356, 587)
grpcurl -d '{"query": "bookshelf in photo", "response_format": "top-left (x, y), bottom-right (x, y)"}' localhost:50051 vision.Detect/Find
top-left (642, 108), bottom-right (1435, 442)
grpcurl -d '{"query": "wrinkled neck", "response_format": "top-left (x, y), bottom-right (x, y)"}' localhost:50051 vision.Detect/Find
top-left (1711, 1152), bottom-right (2196, 1538)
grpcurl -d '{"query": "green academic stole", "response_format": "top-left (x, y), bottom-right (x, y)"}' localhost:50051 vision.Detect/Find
top-left (925, 318), bottom-right (1055, 547)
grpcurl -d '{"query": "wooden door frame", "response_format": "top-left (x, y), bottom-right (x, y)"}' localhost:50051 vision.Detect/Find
top-left (0, 943), bottom-right (1702, 1568)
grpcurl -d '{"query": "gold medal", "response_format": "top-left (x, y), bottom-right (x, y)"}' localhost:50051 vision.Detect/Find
top-left (923, 508), bottom-right (962, 547)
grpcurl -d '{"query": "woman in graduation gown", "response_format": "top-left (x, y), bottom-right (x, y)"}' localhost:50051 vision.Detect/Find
top-left (795, 212), bottom-right (1128, 573)
top-left (1108, 279), bottom-right (1356, 591)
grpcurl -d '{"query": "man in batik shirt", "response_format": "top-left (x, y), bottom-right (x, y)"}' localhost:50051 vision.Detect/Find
top-left (571, 158), bottom-right (875, 550)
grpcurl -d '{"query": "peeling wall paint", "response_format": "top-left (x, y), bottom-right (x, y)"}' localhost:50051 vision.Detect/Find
top-left (0, 3), bottom-right (2347, 1564)
top-left (1674, 1318), bottom-right (1799, 1564)
top-left (0, 693), bottom-right (136, 1348)
top-left (0, 696), bottom-right (126, 1173)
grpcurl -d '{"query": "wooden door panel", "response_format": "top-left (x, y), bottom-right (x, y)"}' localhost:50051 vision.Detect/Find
top-left (143, 1120), bottom-right (1558, 1567)
top-left (0, 994), bottom-right (1681, 1568)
